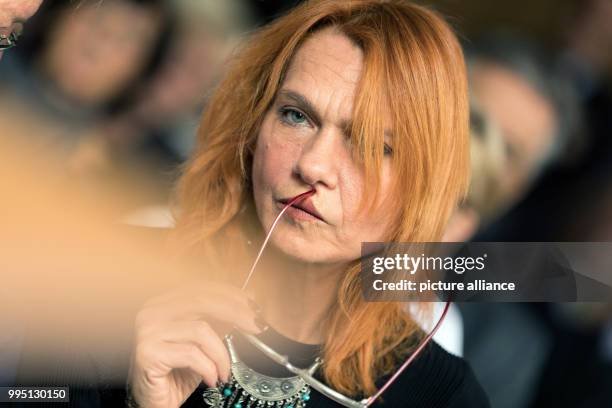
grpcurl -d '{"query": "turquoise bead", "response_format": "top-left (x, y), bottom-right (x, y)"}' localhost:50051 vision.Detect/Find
top-left (223, 388), bottom-right (232, 397)
top-left (286, 405), bottom-right (294, 408)
top-left (233, 403), bottom-right (242, 408)
top-left (302, 394), bottom-right (311, 401)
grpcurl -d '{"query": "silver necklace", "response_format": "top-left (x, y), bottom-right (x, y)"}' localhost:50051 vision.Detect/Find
top-left (203, 335), bottom-right (322, 408)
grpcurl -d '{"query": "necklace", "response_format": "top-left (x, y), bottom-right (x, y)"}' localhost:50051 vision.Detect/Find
top-left (203, 334), bottom-right (322, 408)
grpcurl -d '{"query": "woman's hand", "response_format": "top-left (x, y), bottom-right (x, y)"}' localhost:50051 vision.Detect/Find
top-left (127, 282), bottom-right (264, 408)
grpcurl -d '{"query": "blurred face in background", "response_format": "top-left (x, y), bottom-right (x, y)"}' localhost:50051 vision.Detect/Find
top-left (42, 0), bottom-right (162, 107)
top-left (0, 0), bottom-right (43, 60)
top-left (470, 60), bottom-right (557, 204)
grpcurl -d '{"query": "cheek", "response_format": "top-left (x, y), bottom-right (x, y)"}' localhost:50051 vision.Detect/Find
top-left (338, 171), bottom-right (364, 221)
top-left (252, 119), bottom-right (298, 193)
top-left (340, 164), bottom-right (395, 234)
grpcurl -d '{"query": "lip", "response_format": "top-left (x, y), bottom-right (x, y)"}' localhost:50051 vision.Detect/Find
top-left (277, 195), bottom-right (326, 223)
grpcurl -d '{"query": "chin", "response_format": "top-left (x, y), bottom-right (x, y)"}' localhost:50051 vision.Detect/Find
top-left (270, 235), bottom-right (323, 263)
top-left (269, 233), bottom-right (356, 265)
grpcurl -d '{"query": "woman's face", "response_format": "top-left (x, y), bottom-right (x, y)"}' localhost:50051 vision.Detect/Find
top-left (252, 28), bottom-right (395, 265)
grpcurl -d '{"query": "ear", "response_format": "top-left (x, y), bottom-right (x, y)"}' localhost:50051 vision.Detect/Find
top-left (442, 207), bottom-right (480, 242)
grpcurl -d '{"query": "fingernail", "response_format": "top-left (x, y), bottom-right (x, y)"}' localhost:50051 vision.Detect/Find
top-left (254, 316), bottom-right (269, 332)
top-left (247, 298), bottom-right (262, 315)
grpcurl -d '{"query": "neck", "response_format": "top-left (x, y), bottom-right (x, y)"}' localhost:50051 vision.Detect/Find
top-left (251, 249), bottom-right (345, 345)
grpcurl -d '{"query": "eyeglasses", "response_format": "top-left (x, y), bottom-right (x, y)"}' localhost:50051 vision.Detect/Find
top-left (0, 32), bottom-right (20, 50)
top-left (235, 189), bottom-right (451, 407)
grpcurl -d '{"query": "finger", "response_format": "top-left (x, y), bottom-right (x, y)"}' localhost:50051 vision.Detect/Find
top-left (152, 321), bottom-right (231, 383)
top-left (143, 341), bottom-right (220, 388)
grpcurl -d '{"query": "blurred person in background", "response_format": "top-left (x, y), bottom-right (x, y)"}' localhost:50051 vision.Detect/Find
top-left (465, 36), bottom-right (585, 241)
top-left (68, 0), bottom-right (255, 205)
top-left (443, 103), bottom-right (552, 408)
top-left (443, 101), bottom-right (507, 243)
top-left (0, 0), bottom-right (175, 210)
top-left (35, 0), bottom-right (170, 112)
top-left (464, 2), bottom-right (611, 244)
top-left (459, 27), bottom-right (611, 408)
top-left (466, 36), bottom-right (583, 224)
top-left (0, 0), bottom-right (42, 61)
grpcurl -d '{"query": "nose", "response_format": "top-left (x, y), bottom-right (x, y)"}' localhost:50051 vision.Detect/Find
top-left (294, 127), bottom-right (341, 189)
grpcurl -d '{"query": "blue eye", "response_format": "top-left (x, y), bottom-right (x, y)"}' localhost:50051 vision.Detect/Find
top-left (279, 107), bottom-right (309, 126)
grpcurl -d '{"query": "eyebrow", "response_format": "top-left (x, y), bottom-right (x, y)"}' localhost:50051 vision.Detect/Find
top-left (276, 89), bottom-right (358, 139)
top-left (276, 89), bottom-right (323, 128)
top-left (276, 89), bottom-right (392, 140)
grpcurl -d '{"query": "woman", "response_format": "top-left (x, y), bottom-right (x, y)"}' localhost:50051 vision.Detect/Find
top-left (0, 0), bottom-right (174, 173)
top-left (127, 1), bottom-right (489, 407)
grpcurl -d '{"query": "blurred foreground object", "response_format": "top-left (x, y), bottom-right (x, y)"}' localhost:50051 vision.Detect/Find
top-left (0, 137), bottom-right (217, 386)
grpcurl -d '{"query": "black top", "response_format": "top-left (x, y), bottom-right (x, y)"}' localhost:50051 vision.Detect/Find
top-left (178, 326), bottom-right (490, 408)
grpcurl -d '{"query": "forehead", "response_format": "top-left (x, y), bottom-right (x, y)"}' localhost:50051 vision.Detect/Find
top-left (282, 28), bottom-right (363, 105)
top-left (75, 1), bottom-right (157, 23)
